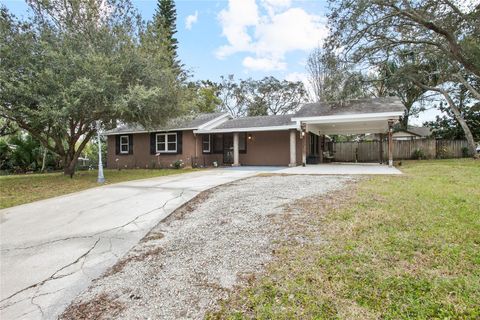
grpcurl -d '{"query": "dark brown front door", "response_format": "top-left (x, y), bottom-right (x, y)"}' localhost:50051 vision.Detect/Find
top-left (223, 133), bottom-right (233, 164)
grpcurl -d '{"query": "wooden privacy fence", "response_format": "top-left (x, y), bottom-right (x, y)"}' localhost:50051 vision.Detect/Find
top-left (332, 139), bottom-right (469, 162)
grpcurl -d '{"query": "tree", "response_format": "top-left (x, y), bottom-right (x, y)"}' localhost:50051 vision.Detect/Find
top-left (426, 86), bottom-right (480, 142)
top-left (193, 81), bottom-right (222, 113)
top-left (1, 1), bottom-right (185, 176)
top-left (326, 0), bottom-right (480, 155)
top-left (306, 47), bottom-right (372, 102)
top-left (152, 0), bottom-right (179, 73)
top-left (217, 75), bottom-right (250, 118)
top-left (215, 76), bottom-right (307, 117)
top-left (244, 77), bottom-right (307, 116)
top-left (0, 132), bottom-right (60, 173)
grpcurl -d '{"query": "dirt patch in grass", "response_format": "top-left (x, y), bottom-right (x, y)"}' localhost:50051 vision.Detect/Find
top-left (60, 293), bottom-right (125, 320)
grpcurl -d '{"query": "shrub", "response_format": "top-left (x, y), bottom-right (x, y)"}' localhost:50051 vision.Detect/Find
top-left (461, 147), bottom-right (470, 158)
top-left (171, 159), bottom-right (184, 169)
top-left (436, 145), bottom-right (452, 159)
top-left (412, 148), bottom-right (425, 160)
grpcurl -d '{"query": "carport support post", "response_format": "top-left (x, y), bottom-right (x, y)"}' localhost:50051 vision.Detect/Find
top-left (289, 129), bottom-right (296, 166)
top-left (388, 121), bottom-right (394, 167)
top-left (301, 123), bottom-right (307, 166)
top-left (379, 133), bottom-right (384, 164)
top-left (233, 132), bottom-right (240, 166)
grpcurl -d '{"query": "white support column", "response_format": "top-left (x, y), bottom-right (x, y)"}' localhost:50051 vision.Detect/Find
top-left (301, 123), bottom-right (307, 166)
top-left (289, 129), bottom-right (296, 166)
top-left (388, 120), bottom-right (394, 167)
top-left (233, 132), bottom-right (240, 166)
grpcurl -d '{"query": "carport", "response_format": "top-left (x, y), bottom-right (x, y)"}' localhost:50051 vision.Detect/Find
top-left (291, 97), bottom-right (405, 167)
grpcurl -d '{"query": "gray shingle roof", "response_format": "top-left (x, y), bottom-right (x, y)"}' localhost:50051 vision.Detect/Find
top-left (404, 126), bottom-right (432, 137)
top-left (294, 97), bottom-right (405, 118)
top-left (213, 114), bottom-right (295, 129)
top-left (105, 112), bottom-right (227, 135)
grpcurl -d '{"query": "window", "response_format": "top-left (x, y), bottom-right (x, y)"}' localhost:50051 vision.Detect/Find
top-left (202, 135), bottom-right (211, 153)
top-left (120, 135), bottom-right (129, 154)
top-left (156, 133), bottom-right (177, 153)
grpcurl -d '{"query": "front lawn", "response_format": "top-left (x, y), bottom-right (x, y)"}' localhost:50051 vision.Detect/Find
top-left (210, 159), bottom-right (480, 319)
top-left (0, 168), bottom-right (198, 209)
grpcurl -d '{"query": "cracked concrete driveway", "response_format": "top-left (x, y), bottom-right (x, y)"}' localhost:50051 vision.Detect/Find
top-left (0, 169), bottom-right (256, 320)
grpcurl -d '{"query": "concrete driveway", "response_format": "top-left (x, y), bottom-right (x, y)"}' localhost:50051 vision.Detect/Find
top-left (0, 169), bottom-right (256, 320)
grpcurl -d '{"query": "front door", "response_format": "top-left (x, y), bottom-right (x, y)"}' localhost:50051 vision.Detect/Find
top-left (223, 133), bottom-right (233, 164)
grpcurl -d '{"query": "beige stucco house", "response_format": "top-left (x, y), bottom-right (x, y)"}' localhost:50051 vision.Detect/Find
top-left (105, 97), bottom-right (405, 168)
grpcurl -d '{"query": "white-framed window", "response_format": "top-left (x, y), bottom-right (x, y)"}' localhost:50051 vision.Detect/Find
top-left (119, 135), bottom-right (129, 154)
top-left (156, 133), bottom-right (177, 153)
top-left (202, 134), bottom-right (211, 153)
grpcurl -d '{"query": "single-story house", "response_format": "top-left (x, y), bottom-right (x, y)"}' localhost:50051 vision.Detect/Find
top-left (393, 126), bottom-right (432, 140)
top-left (105, 97), bottom-right (405, 168)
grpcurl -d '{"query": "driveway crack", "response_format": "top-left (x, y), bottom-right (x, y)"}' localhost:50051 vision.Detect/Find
top-left (0, 238), bottom-right (100, 305)
top-left (1, 190), bottom-right (186, 305)
top-left (2, 189), bottom-right (186, 252)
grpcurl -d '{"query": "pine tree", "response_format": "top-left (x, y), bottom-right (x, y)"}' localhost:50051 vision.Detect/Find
top-left (153, 0), bottom-right (179, 70)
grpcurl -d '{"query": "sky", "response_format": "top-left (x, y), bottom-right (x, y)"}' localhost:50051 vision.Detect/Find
top-left (2, 0), bottom-right (442, 125)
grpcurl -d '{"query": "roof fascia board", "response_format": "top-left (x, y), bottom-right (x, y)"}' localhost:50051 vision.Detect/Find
top-left (195, 125), bottom-right (298, 134)
top-left (104, 127), bottom-right (196, 136)
top-left (291, 111), bottom-right (404, 123)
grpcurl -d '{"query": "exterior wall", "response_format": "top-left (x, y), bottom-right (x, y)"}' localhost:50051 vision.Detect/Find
top-left (237, 130), bottom-right (302, 166)
top-left (107, 129), bottom-right (304, 168)
top-left (107, 130), bottom-right (198, 169)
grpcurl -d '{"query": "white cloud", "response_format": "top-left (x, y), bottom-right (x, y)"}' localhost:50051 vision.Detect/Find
top-left (243, 56), bottom-right (287, 71)
top-left (185, 11), bottom-right (199, 30)
top-left (217, 0), bottom-right (259, 58)
top-left (216, 0), bottom-right (328, 71)
top-left (261, 0), bottom-right (292, 15)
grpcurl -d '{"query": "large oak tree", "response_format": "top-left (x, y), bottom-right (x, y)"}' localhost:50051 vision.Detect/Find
top-left (326, 0), bottom-right (480, 154)
top-left (0, 0), bottom-right (187, 176)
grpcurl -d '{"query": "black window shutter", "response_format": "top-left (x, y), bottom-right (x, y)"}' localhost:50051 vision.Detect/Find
top-left (128, 134), bottom-right (133, 154)
top-left (177, 131), bottom-right (183, 154)
top-left (115, 135), bottom-right (120, 155)
top-left (150, 133), bottom-right (156, 155)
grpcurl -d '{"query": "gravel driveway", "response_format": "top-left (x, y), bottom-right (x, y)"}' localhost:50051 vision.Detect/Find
top-left (61, 174), bottom-right (353, 319)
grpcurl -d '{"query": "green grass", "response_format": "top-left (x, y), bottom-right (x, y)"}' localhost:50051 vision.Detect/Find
top-left (0, 168), bottom-right (198, 209)
top-left (209, 159), bottom-right (480, 319)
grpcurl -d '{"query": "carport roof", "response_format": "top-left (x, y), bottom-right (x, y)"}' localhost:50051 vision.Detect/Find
top-left (294, 97), bottom-right (405, 118)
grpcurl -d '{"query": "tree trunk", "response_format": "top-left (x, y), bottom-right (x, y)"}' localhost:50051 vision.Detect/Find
top-left (413, 81), bottom-right (478, 158)
top-left (400, 111), bottom-right (409, 129)
top-left (63, 154), bottom-right (78, 178)
top-left (41, 148), bottom-right (47, 173)
top-left (441, 91), bottom-right (477, 157)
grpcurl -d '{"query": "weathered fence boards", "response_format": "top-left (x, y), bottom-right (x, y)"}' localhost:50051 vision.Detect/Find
top-left (333, 139), bottom-right (469, 162)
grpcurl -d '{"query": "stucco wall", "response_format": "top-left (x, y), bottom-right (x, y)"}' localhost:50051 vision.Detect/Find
top-left (107, 129), bottom-right (304, 168)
